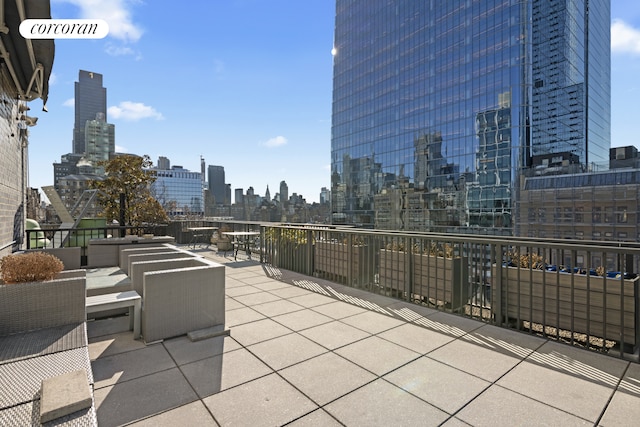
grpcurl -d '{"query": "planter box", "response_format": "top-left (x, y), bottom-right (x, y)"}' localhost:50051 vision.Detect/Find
top-left (494, 265), bottom-right (639, 346)
top-left (314, 242), bottom-right (372, 285)
top-left (0, 270), bottom-right (86, 335)
top-left (379, 249), bottom-right (468, 310)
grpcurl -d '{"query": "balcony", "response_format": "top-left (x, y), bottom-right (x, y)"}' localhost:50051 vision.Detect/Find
top-left (83, 247), bottom-right (640, 426)
top-left (16, 221), bottom-right (640, 425)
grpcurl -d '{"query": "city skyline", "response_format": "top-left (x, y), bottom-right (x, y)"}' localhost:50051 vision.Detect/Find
top-left (25, 1), bottom-right (640, 205)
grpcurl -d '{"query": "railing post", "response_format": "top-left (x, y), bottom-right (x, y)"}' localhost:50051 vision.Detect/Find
top-left (493, 243), bottom-right (504, 326)
top-left (306, 229), bottom-right (313, 276)
top-left (347, 234), bottom-right (353, 287)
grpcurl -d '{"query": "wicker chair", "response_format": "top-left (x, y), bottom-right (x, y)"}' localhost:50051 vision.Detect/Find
top-left (0, 271), bottom-right (97, 426)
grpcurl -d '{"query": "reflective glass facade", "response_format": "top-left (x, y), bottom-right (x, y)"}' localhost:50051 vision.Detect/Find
top-left (331, 0), bottom-right (610, 234)
top-left (151, 167), bottom-right (203, 216)
top-left (73, 70), bottom-right (107, 155)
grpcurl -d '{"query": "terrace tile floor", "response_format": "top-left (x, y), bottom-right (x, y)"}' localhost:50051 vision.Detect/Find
top-left (88, 249), bottom-right (640, 426)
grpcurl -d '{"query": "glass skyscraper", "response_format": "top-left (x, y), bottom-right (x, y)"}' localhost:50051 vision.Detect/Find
top-left (73, 70), bottom-right (107, 155)
top-left (330, 0), bottom-right (610, 235)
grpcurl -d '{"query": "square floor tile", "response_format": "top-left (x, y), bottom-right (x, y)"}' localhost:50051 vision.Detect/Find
top-left (384, 356), bottom-right (490, 414)
top-left (335, 336), bottom-right (420, 376)
top-left (248, 333), bottom-right (327, 370)
top-left (92, 344), bottom-right (176, 389)
top-left (251, 299), bottom-right (305, 317)
top-left (203, 374), bottom-right (318, 426)
top-left (378, 323), bottom-right (455, 354)
top-left (163, 335), bottom-right (241, 366)
top-left (279, 352), bottom-right (376, 406)
top-left (310, 301), bottom-right (368, 320)
top-left (225, 306), bottom-right (266, 328)
top-left (128, 401), bottom-right (216, 426)
top-left (299, 320), bottom-right (370, 350)
top-left (228, 318), bottom-right (293, 347)
top-left (180, 348), bottom-right (272, 398)
top-left (94, 368), bottom-right (198, 427)
top-left (89, 331), bottom-right (146, 361)
top-left (339, 310), bottom-right (405, 334)
top-left (272, 309), bottom-right (333, 332)
top-left (325, 379), bottom-right (449, 426)
top-left (455, 385), bottom-right (592, 427)
top-left (234, 291), bottom-right (282, 306)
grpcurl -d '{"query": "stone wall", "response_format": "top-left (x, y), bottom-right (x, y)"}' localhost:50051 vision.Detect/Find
top-left (0, 66), bottom-right (24, 258)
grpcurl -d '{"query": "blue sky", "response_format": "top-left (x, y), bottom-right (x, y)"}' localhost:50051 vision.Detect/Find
top-left (27, 1), bottom-right (640, 204)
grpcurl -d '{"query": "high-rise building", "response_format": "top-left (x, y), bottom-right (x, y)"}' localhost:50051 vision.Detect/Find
top-left (207, 165), bottom-right (227, 205)
top-left (151, 164), bottom-right (203, 216)
top-left (84, 113), bottom-right (115, 175)
top-left (279, 181), bottom-right (289, 206)
top-left (73, 70), bottom-right (107, 155)
top-left (330, 1), bottom-right (611, 234)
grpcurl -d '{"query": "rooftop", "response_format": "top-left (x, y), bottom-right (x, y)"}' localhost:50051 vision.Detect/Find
top-left (88, 249), bottom-right (640, 426)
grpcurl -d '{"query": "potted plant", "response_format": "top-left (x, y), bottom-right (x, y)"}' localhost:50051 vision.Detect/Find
top-left (494, 250), bottom-right (638, 349)
top-left (0, 252), bottom-right (86, 336)
top-left (314, 235), bottom-right (373, 286)
top-left (379, 241), bottom-right (468, 311)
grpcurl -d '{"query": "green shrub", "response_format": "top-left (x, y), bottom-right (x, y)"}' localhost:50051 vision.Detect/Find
top-left (0, 252), bottom-right (64, 283)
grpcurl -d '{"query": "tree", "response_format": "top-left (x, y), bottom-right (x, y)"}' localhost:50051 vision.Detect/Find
top-left (90, 155), bottom-right (169, 227)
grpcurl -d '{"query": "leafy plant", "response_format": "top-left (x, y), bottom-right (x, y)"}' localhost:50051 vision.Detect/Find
top-left (385, 241), bottom-right (456, 258)
top-left (0, 252), bottom-right (64, 283)
top-left (90, 154), bottom-right (169, 228)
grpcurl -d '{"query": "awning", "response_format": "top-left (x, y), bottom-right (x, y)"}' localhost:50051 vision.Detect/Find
top-left (0, 0), bottom-right (55, 110)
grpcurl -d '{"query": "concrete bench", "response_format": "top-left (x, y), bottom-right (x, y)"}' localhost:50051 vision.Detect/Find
top-left (86, 291), bottom-right (141, 339)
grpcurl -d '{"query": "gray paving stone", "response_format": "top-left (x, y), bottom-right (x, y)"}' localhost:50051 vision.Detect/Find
top-left (88, 330), bottom-right (146, 361)
top-left (225, 306), bottom-right (266, 327)
top-left (163, 334), bottom-right (241, 366)
top-left (203, 373), bottom-right (318, 426)
top-left (248, 332), bottom-right (327, 370)
top-left (378, 322), bottom-right (455, 354)
top-left (128, 401), bottom-right (217, 426)
top-left (251, 299), bottom-right (305, 317)
top-left (225, 285), bottom-right (263, 298)
top-left (230, 318), bottom-right (294, 346)
top-left (288, 292), bottom-right (337, 308)
top-left (325, 379), bottom-right (449, 426)
top-left (272, 308), bottom-right (333, 331)
top-left (180, 348), bottom-right (272, 398)
top-left (234, 290), bottom-right (282, 306)
top-left (92, 344), bottom-right (176, 389)
top-left (335, 335), bottom-right (421, 376)
top-left (339, 310), bottom-right (406, 334)
top-left (497, 355), bottom-right (621, 422)
top-left (40, 369), bottom-right (92, 423)
top-left (224, 297), bottom-right (245, 310)
top-left (456, 385), bottom-right (592, 427)
top-left (286, 409), bottom-right (342, 426)
top-left (310, 301), bottom-right (368, 319)
top-left (299, 320), bottom-right (371, 350)
top-left (384, 356), bottom-right (490, 414)
top-left (599, 362), bottom-right (640, 426)
top-left (428, 338), bottom-right (528, 382)
top-left (420, 311), bottom-right (484, 336)
top-left (268, 285), bottom-right (315, 299)
top-left (279, 352), bottom-right (376, 406)
top-left (94, 368), bottom-right (198, 427)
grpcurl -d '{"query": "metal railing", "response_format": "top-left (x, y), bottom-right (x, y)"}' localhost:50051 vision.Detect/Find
top-left (260, 224), bottom-right (640, 360)
top-left (22, 220), bottom-right (640, 360)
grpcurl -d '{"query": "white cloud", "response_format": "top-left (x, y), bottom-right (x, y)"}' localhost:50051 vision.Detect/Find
top-left (115, 144), bottom-right (128, 153)
top-left (58, 0), bottom-right (143, 43)
top-left (108, 101), bottom-right (164, 121)
top-left (62, 98), bottom-right (74, 107)
top-left (612, 19), bottom-right (640, 54)
top-left (105, 43), bottom-right (135, 57)
top-left (48, 72), bottom-right (58, 85)
top-left (264, 136), bottom-right (288, 148)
